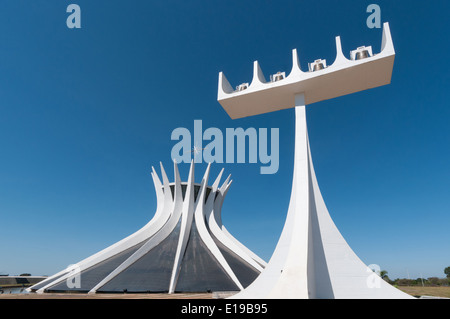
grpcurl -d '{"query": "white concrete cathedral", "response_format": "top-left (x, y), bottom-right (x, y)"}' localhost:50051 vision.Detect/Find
top-left (29, 161), bottom-right (265, 294)
top-left (218, 23), bottom-right (414, 299)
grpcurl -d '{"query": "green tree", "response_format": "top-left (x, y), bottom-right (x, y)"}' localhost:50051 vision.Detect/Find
top-left (379, 270), bottom-right (393, 283)
top-left (444, 266), bottom-right (450, 279)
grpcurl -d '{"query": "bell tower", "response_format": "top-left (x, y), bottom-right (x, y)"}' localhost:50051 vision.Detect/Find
top-left (217, 23), bottom-right (413, 299)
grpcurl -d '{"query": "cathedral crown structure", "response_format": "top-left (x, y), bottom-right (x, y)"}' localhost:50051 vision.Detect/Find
top-left (30, 161), bottom-right (265, 294)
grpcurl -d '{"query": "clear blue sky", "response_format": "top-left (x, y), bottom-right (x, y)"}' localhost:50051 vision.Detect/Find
top-left (0, 1), bottom-right (449, 280)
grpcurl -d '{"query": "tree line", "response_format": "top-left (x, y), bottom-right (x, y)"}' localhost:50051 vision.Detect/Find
top-left (381, 266), bottom-right (450, 287)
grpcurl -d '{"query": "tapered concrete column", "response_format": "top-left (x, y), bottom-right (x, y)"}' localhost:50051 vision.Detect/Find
top-left (231, 94), bottom-right (313, 299)
top-left (267, 95), bottom-right (312, 298)
top-left (232, 96), bottom-right (413, 299)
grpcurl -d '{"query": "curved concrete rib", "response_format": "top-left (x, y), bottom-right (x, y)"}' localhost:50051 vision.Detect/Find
top-left (168, 161), bottom-right (196, 293)
top-left (332, 36), bottom-right (350, 67)
top-left (306, 131), bottom-right (410, 298)
top-left (35, 164), bottom-right (172, 293)
top-left (193, 164), bottom-right (244, 291)
top-left (381, 22), bottom-right (394, 53)
top-left (218, 72), bottom-right (234, 95)
top-left (206, 175), bottom-right (266, 271)
top-left (250, 60), bottom-right (267, 88)
top-left (214, 182), bottom-right (267, 269)
top-left (287, 48), bottom-right (307, 79)
top-left (88, 161), bottom-right (184, 294)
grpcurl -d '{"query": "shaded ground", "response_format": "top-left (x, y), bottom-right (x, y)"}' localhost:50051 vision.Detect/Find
top-left (0, 292), bottom-right (214, 299)
top-left (1, 286), bottom-right (449, 299)
top-left (0, 276), bottom-right (46, 287)
top-left (397, 286), bottom-right (450, 299)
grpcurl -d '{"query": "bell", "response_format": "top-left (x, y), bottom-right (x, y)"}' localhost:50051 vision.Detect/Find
top-left (274, 74), bottom-right (283, 82)
top-left (313, 63), bottom-right (325, 71)
top-left (355, 50), bottom-right (370, 60)
top-left (271, 72), bottom-right (285, 82)
top-left (236, 83), bottom-right (248, 91)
